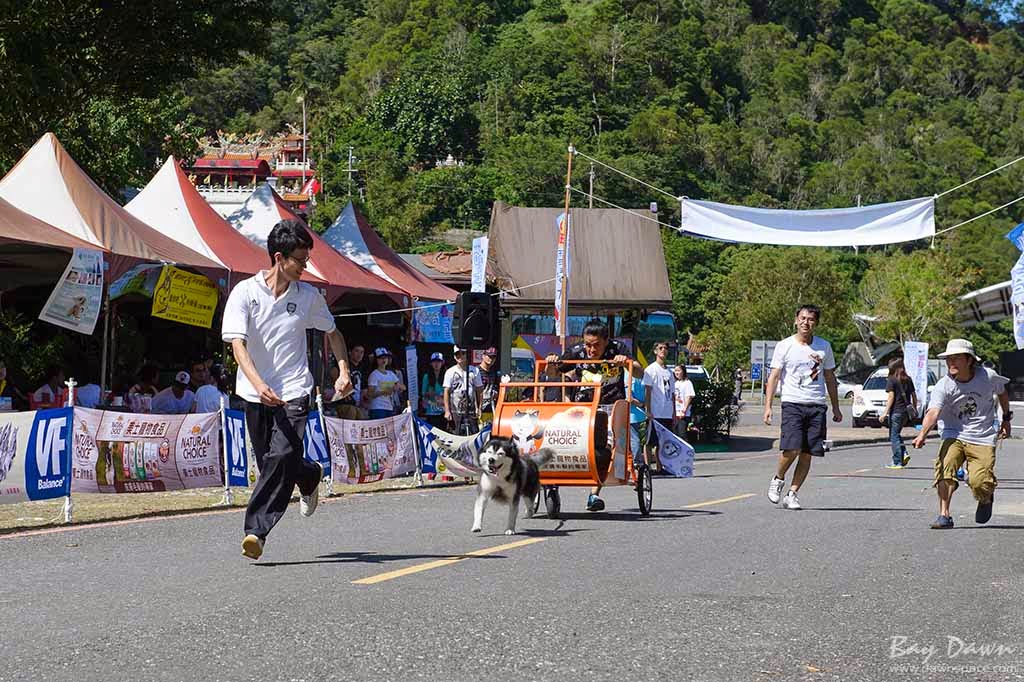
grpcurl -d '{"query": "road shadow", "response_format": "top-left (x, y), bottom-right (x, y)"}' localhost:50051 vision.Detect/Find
top-left (254, 550), bottom-right (511, 568)
top-left (550, 509), bottom-right (721, 522)
top-left (717, 436), bottom-right (775, 453)
top-left (468, 526), bottom-right (592, 539)
top-left (952, 525), bottom-right (1024, 530)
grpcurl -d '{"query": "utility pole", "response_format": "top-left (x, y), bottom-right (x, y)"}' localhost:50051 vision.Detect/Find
top-left (588, 163), bottom-right (595, 208)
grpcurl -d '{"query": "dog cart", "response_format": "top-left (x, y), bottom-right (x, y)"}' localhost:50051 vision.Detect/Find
top-left (491, 359), bottom-right (652, 518)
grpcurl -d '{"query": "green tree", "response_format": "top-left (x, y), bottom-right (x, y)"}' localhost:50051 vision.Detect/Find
top-left (858, 250), bottom-right (973, 347)
top-left (702, 246), bottom-right (856, 370)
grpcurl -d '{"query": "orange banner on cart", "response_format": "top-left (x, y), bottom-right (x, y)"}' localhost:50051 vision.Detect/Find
top-left (496, 404), bottom-right (593, 473)
top-left (71, 408), bottom-right (222, 493)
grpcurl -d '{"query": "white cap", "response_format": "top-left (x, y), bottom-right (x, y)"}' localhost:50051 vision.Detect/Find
top-left (453, 345), bottom-right (465, 354)
top-left (174, 371), bottom-right (191, 385)
top-left (937, 338), bottom-right (980, 361)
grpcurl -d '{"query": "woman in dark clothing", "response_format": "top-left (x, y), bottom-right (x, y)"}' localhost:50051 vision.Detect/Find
top-left (0, 357), bottom-right (28, 411)
top-left (878, 357), bottom-right (918, 468)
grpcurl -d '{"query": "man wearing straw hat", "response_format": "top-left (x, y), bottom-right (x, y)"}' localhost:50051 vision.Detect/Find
top-left (223, 220), bottom-right (353, 560)
top-left (912, 338), bottom-right (1010, 529)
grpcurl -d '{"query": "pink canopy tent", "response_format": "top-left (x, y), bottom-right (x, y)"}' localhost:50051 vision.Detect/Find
top-left (0, 133), bottom-right (223, 281)
top-left (124, 156), bottom-right (326, 290)
top-left (227, 184), bottom-right (408, 307)
top-left (322, 202), bottom-right (458, 302)
top-left (0, 196), bottom-right (107, 290)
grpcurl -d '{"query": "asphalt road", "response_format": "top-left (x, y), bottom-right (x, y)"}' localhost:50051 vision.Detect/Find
top-left (3, 438), bottom-right (1024, 682)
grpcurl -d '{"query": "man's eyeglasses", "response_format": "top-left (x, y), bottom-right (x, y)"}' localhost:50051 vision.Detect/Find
top-left (286, 254), bottom-right (310, 267)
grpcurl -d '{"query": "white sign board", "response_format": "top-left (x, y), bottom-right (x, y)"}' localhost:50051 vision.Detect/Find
top-left (750, 340), bottom-right (778, 367)
top-left (471, 236), bottom-right (489, 293)
top-left (405, 345), bottom-right (419, 412)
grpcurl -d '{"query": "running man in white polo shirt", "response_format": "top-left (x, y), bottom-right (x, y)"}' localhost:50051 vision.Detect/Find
top-left (222, 220), bottom-right (353, 560)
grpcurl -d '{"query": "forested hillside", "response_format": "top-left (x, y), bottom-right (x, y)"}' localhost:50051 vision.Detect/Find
top-left (4, 1), bottom-right (1024, 366)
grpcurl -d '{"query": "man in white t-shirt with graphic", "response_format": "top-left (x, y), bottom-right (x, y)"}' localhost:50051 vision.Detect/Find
top-left (444, 345), bottom-right (483, 435)
top-left (763, 304), bottom-right (842, 510)
top-left (643, 341), bottom-right (675, 470)
top-left (222, 220), bottom-right (353, 561)
top-left (912, 338), bottom-right (1010, 529)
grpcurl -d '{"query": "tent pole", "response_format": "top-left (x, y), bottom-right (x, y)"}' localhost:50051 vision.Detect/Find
top-left (99, 293), bottom-right (110, 397)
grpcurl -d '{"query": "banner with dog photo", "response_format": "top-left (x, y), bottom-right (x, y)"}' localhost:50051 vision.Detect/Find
top-left (0, 407), bottom-right (74, 505)
top-left (321, 411), bottom-right (417, 484)
top-left (414, 417), bottom-right (491, 478)
top-left (70, 408), bottom-right (223, 493)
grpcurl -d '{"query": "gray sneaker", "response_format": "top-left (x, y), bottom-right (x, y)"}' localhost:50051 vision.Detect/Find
top-left (767, 477), bottom-right (785, 504)
top-left (300, 462), bottom-right (324, 517)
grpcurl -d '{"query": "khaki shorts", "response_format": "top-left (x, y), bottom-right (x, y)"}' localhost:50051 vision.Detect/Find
top-left (933, 438), bottom-right (998, 502)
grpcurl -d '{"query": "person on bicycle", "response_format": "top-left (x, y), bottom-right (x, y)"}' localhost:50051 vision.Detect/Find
top-left (546, 318), bottom-right (643, 511)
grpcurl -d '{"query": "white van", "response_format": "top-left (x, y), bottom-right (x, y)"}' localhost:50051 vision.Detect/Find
top-left (852, 367), bottom-right (936, 428)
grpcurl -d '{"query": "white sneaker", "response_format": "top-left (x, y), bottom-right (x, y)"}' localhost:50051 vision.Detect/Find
top-left (767, 477), bottom-right (785, 504)
top-left (300, 462), bottom-right (324, 517)
top-left (781, 491), bottom-right (802, 510)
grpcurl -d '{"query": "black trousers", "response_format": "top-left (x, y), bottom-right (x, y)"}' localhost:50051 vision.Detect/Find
top-left (244, 396), bottom-right (322, 540)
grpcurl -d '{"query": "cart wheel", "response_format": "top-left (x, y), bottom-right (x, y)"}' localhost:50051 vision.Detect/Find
top-left (543, 485), bottom-right (561, 519)
top-left (528, 489), bottom-right (541, 518)
top-left (636, 465), bottom-right (653, 516)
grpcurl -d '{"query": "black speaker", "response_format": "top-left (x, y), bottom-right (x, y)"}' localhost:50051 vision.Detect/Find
top-left (452, 291), bottom-right (497, 350)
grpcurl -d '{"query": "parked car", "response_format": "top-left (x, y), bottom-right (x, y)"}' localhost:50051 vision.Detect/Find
top-left (837, 377), bottom-right (861, 399)
top-left (851, 367), bottom-right (936, 428)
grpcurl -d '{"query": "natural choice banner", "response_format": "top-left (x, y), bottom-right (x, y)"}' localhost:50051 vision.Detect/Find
top-left (322, 412), bottom-right (417, 484)
top-left (71, 408), bottom-right (222, 493)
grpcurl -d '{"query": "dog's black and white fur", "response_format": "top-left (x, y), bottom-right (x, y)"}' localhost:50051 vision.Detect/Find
top-left (472, 436), bottom-right (554, 535)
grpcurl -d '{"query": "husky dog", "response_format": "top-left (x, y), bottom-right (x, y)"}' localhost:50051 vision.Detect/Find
top-left (472, 436), bottom-right (554, 535)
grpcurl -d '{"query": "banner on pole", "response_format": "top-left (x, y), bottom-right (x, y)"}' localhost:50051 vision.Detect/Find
top-left (224, 409), bottom-right (249, 488)
top-left (38, 248), bottom-right (104, 335)
top-left (903, 341), bottom-right (930, 409)
top-left (322, 412), bottom-right (417, 484)
top-left (471, 236), bottom-right (489, 293)
top-left (405, 345), bottom-right (419, 412)
top-left (554, 212), bottom-right (572, 340)
top-left (0, 407), bottom-right (73, 505)
top-left (151, 265), bottom-right (218, 329)
top-left (651, 419), bottom-right (694, 478)
top-left (1007, 224), bottom-right (1024, 349)
top-left (415, 417), bottom-right (490, 478)
top-left (71, 408), bottom-right (222, 493)
top-left (411, 301), bottom-right (454, 343)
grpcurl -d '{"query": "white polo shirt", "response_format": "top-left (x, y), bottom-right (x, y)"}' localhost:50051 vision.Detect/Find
top-left (221, 272), bottom-right (336, 403)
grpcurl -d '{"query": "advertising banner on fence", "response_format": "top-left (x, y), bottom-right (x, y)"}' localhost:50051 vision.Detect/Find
top-left (151, 265), bottom-right (218, 329)
top-left (224, 409), bottom-right (249, 488)
top-left (322, 412), bottom-right (416, 484)
top-left (71, 408), bottom-right (222, 493)
top-left (0, 407), bottom-right (73, 505)
top-left (38, 248), bottom-right (104, 335)
top-left (415, 417), bottom-right (490, 478)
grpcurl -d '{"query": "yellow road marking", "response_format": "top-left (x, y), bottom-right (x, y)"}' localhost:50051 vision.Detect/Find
top-left (683, 493), bottom-right (756, 508)
top-left (352, 537), bottom-right (546, 585)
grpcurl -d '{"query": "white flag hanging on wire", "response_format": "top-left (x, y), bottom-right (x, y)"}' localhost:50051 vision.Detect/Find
top-left (679, 197), bottom-right (935, 246)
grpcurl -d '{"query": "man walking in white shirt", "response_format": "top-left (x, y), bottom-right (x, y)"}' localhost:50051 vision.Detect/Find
top-left (763, 305), bottom-right (842, 510)
top-left (222, 220), bottom-right (353, 560)
top-left (643, 341), bottom-right (675, 470)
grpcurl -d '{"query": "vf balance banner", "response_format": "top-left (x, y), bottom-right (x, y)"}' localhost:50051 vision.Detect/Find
top-left (0, 407), bottom-right (74, 505)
